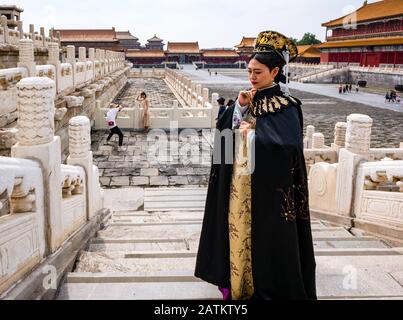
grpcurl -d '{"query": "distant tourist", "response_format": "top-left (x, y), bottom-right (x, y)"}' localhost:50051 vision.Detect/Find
top-left (385, 91), bottom-right (391, 103)
top-left (339, 85), bottom-right (343, 94)
top-left (355, 86), bottom-right (359, 93)
top-left (106, 104), bottom-right (125, 150)
top-left (390, 90), bottom-right (397, 103)
top-left (137, 92), bottom-right (150, 133)
top-left (349, 84), bottom-right (352, 92)
top-left (216, 97), bottom-right (226, 121)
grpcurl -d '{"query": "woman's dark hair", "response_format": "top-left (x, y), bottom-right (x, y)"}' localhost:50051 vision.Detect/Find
top-left (227, 99), bottom-right (235, 107)
top-left (141, 92), bottom-right (147, 98)
top-left (249, 52), bottom-right (287, 84)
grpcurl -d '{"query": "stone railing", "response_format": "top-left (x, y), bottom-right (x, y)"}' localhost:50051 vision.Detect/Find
top-left (0, 157), bottom-right (45, 295)
top-left (297, 67), bottom-right (349, 83)
top-left (349, 65), bottom-right (403, 75)
top-left (354, 160), bottom-right (403, 236)
top-left (0, 77), bottom-right (104, 296)
top-left (94, 68), bottom-right (220, 130)
top-left (290, 63), bottom-right (335, 81)
top-left (308, 113), bottom-right (403, 241)
top-left (129, 68), bottom-right (166, 78)
top-left (0, 16), bottom-right (60, 50)
top-left (0, 39), bottom-right (129, 157)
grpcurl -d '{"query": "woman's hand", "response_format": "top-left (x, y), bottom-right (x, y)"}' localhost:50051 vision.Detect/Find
top-left (238, 89), bottom-right (257, 107)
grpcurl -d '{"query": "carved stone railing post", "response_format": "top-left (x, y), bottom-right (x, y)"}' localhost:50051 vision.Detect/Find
top-left (333, 122), bottom-right (347, 149)
top-left (67, 116), bottom-right (96, 219)
top-left (12, 77), bottom-right (63, 254)
top-left (312, 133), bottom-right (325, 149)
top-left (203, 88), bottom-right (209, 106)
top-left (78, 47), bottom-right (86, 62)
top-left (18, 39), bottom-right (36, 77)
top-left (66, 45), bottom-right (76, 87)
top-left (40, 27), bottom-right (46, 47)
top-left (89, 48), bottom-right (95, 61)
top-left (1, 15), bottom-right (9, 43)
top-left (29, 24), bottom-right (35, 43)
top-left (306, 125), bottom-right (315, 149)
top-left (335, 114), bottom-right (373, 219)
top-left (17, 21), bottom-right (23, 40)
top-left (346, 114), bottom-right (373, 155)
top-left (47, 42), bottom-right (61, 93)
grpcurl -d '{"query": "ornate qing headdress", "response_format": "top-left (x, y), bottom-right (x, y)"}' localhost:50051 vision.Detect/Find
top-left (254, 30), bottom-right (298, 63)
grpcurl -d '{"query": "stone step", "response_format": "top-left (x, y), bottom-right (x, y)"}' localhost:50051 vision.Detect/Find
top-left (97, 225), bottom-right (351, 240)
top-left (315, 247), bottom-right (403, 256)
top-left (316, 255), bottom-right (403, 299)
top-left (144, 187), bottom-right (207, 211)
top-left (113, 211), bottom-right (204, 217)
top-left (66, 271), bottom-right (202, 284)
top-left (110, 221), bottom-right (202, 227)
top-left (57, 281), bottom-right (222, 300)
top-left (145, 202), bottom-right (206, 211)
top-left (61, 253), bottom-right (403, 300)
top-left (145, 188), bottom-right (208, 196)
top-left (88, 236), bottom-right (387, 253)
top-left (74, 252), bottom-right (197, 273)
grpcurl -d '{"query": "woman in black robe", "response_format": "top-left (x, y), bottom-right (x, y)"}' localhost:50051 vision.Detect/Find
top-left (195, 31), bottom-right (317, 300)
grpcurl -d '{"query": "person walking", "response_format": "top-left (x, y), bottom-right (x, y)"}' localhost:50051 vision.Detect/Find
top-left (106, 104), bottom-right (125, 150)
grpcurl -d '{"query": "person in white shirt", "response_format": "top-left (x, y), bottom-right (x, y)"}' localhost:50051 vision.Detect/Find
top-left (106, 104), bottom-right (124, 148)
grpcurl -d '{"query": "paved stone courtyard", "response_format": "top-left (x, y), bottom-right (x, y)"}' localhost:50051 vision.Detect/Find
top-left (91, 130), bottom-right (212, 188)
top-left (180, 68), bottom-right (403, 148)
top-left (114, 78), bottom-right (176, 109)
top-left (91, 70), bottom-right (402, 188)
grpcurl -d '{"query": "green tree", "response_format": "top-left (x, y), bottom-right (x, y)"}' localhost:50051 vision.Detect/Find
top-left (297, 33), bottom-right (322, 45)
top-left (290, 37), bottom-right (299, 45)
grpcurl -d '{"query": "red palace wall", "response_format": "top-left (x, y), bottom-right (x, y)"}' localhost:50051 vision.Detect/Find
top-left (203, 57), bottom-right (239, 64)
top-left (321, 51), bottom-right (403, 66)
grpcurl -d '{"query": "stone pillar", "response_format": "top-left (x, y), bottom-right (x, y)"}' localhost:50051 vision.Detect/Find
top-left (40, 27), bottom-right (46, 47)
top-left (66, 45), bottom-right (76, 87)
top-left (67, 116), bottom-right (96, 219)
top-left (345, 114), bottom-right (373, 155)
top-left (196, 84), bottom-right (202, 97)
top-left (17, 21), bottom-right (23, 39)
top-left (333, 122), bottom-right (347, 148)
top-left (172, 100), bottom-right (179, 122)
top-left (306, 125), bottom-right (315, 149)
top-left (18, 39), bottom-right (36, 77)
top-left (335, 114), bottom-right (373, 219)
top-left (47, 42), bottom-right (61, 93)
top-left (312, 133), bottom-right (325, 149)
top-left (89, 48), bottom-right (95, 60)
top-left (203, 88), bottom-right (209, 104)
top-left (29, 24), bottom-right (35, 42)
top-left (211, 93), bottom-right (220, 127)
top-left (211, 93), bottom-right (219, 107)
top-left (1, 16), bottom-right (9, 43)
top-left (56, 31), bottom-right (61, 47)
top-left (79, 47), bottom-right (87, 62)
top-left (66, 45), bottom-right (75, 64)
top-left (12, 77), bottom-right (63, 254)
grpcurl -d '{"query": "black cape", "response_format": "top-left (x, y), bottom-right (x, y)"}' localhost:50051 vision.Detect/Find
top-left (195, 85), bottom-right (317, 300)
